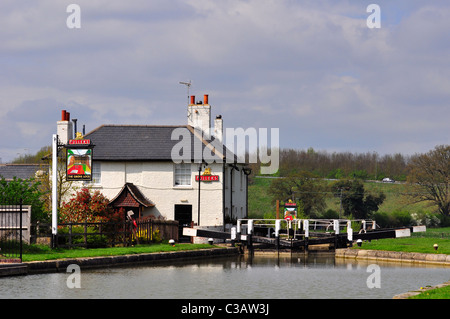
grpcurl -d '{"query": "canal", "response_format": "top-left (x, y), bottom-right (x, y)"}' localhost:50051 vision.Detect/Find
top-left (0, 253), bottom-right (448, 299)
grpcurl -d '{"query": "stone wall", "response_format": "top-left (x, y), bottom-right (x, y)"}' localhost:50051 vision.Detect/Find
top-left (336, 248), bottom-right (450, 266)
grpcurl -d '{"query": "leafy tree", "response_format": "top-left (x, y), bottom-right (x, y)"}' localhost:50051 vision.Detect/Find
top-left (0, 176), bottom-right (46, 222)
top-left (269, 171), bottom-right (327, 218)
top-left (331, 179), bottom-right (385, 219)
top-left (407, 144), bottom-right (450, 217)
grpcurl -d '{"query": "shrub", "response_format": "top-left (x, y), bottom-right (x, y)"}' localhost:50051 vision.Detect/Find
top-left (152, 229), bottom-right (162, 243)
top-left (57, 226), bottom-right (108, 248)
top-left (372, 210), bottom-right (412, 228)
top-left (60, 188), bottom-right (117, 223)
top-left (411, 210), bottom-right (441, 227)
top-left (321, 209), bottom-right (340, 219)
top-left (391, 209), bottom-right (413, 227)
top-left (372, 211), bottom-right (390, 228)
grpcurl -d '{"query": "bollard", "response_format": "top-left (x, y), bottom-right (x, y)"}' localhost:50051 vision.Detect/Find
top-left (247, 220), bottom-right (254, 250)
top-left (347, 220), bottom-right (353, 242)
top-left (303, 220), bottom-right (309, 238)
top-left (303, 220), bottom-right (309, 251)
top-left (333, 220), bottom-right (340, 235)
top-left (275, 220), bottom-right (281, 251)
top-left (236, 220), bottom-right (241, 243)
top-left (275, 220), bottom-right (281, 237)
top-left (248, 220), bottom-right (254, 235)
top-left (231, 227), bottom-right (236, 246)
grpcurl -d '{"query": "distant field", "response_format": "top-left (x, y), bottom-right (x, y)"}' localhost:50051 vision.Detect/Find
top-left (248, 177), bottom-right (434, 219)
top-left (248, 177), bottom-right (274, 219)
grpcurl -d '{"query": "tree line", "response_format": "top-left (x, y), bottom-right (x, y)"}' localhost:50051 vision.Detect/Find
top-left (275, 147), bottom-right (409, 181)
top-left (260, 145), bottom-right (450, 226)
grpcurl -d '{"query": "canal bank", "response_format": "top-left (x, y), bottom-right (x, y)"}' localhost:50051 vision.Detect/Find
top-left (0, 247), bottom-right (239, 277)
top-left (2, 247), bottom-right (449, 277)
top-left (335, 248), bottom-right (450, 266)
top-left (2, 249), bottom-right (449, 299)
top-left (392, 280), bottom-right (450, 299)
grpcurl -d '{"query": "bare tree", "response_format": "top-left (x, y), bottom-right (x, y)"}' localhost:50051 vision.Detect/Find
top-left (407, 145), bottom-right (450, 217)
top-left (39, 151), bottom-right (78, 214)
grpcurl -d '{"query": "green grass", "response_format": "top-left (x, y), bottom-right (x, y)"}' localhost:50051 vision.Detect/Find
top-left (353, 227), bottom-right (450, 254)
top-left (248, 178), bottom-right (275, 218)
top-left (409, 285), bottom-right (450, 299)
top-left (21, 243), bottom-right (217, 262)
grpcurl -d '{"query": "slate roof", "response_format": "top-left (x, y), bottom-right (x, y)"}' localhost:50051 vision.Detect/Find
top-left (84, 124), bottom-right (236, 163)
top-left (0, 164), bottom-right (47, 181)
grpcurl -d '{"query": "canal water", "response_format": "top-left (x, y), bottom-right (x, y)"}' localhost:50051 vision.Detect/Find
top-left (0, 253), bottom-right (448, 299)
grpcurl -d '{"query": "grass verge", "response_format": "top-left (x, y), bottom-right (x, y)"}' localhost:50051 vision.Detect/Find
top-left (352, 227), bottom-right (450, 254)
top-left (409, 284), bottom-right (450, 299)
top-left (21, 243), bottom-right (217, 262)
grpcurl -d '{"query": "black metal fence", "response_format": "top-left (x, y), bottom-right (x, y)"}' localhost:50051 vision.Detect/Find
top-left (0, 201), bottom-right (24, 263)
top-left (31, 218), bottom-right (179, 249)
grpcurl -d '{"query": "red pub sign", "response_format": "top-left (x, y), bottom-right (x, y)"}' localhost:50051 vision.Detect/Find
top-left (69, 139), bottom-right (91, 145)
top-left (195, 175), bottom-right (219, 182)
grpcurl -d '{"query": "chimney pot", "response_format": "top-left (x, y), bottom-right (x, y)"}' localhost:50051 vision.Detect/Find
top-left (204, 94), bottom-right (209, 105)
top-left (190, 95), bottom-right (195, 105)
top-left (61, 110), bottom-right (67, 121)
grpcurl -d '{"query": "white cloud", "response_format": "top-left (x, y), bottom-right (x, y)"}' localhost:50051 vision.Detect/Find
top-left (0, 0), bottom-right (449, 162)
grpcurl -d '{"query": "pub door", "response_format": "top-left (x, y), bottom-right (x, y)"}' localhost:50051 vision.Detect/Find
top-left (174, 204), bottom-right (192, 243)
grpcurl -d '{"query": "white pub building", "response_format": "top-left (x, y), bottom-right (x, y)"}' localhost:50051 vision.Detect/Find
top-left (57, 95), bottom-right (249, 241)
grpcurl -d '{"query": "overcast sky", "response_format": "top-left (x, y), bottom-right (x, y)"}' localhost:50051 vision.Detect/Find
top-left (1, 0), bottom-right (449, 163)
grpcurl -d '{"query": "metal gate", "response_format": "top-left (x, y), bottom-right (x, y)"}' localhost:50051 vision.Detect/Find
top-left (0, 200), bottom-right (24, 263)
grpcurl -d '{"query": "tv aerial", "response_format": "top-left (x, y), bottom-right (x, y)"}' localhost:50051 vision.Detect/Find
top-left (179, 80), bottom-right (192, 104)
top-left (179, 80), bottom-right (192, 119)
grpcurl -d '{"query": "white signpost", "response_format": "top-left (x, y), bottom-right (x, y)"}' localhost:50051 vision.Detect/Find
top-left (52, 134), bottom-right (58, 246)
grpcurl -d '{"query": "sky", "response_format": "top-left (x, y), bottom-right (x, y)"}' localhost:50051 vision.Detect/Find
top-left (1, 0), bottom-right (449, 163)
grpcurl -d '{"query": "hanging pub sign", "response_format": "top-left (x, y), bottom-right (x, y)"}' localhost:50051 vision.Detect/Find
top-left (66, 135), bottom-right (94, 181)
top-left (284, 200), bottom-right (297, 221)
top-left (195, 167), bottom-right (219, 182)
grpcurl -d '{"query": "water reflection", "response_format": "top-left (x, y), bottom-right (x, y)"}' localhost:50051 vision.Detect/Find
top-left (0, 252), bottom-right (448, 299)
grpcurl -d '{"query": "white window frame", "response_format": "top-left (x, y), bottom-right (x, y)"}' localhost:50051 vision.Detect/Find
top-left (174, 163), bottom-right (192, 187)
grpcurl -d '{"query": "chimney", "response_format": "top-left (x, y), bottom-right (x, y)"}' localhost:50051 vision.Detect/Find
top-left (214, 115), bottom-right (223, 144)
top-left (72, 119), bottom-right (78, 137)
top-left (57, 109), bottom-right (73, 145)
top-left (187, 94), bottom-right (211, 139)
